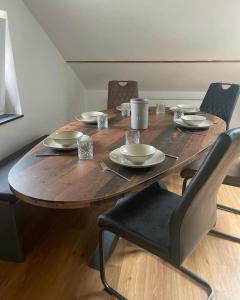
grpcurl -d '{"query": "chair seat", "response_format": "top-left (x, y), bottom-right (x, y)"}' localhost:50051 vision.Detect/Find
top-left (98, 182), bottom-right (181, 260)
top-left (181, 158), bottom-right (240, 188)
top-left (0, 136), bottom-right (47, 203)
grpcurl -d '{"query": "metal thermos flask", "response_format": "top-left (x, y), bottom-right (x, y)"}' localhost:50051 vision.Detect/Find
top-left (130, 98), bottom-right (149, 129)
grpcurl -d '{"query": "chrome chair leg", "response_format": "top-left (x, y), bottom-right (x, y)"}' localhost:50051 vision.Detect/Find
top-left (179, 266), bottom-right (214, 300)
top-left (217, 204), bottom-right (240, 215)
top-left (99, 229), bottom-right (127, 300)
top-left (99, 229), bottom-right (214, 300)
top-left (183, 179), bottom-right (240, 244)
top-left (210, 202), bottom-right (240, 243)
top-left (209, 229), bottom-right (240, 243)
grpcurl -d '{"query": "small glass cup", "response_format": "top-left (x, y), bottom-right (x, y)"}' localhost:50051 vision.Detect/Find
top-left (97, 114), bottom-right (108, 129)
top-left (77, 135), bottom-right (93, 160)
top-left (125, 130), bottom-right (140, 144)
top-left (121, 106), bottom-right (131, 117)
top-left (174, 108), bottom-right (184, 122)
top-left (156, 103), bottom-right (165, 115)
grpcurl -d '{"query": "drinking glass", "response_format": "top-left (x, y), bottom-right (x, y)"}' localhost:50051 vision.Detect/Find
top-left (125, 130), bottom-right (140, 144)
top-left (121, 106), bottom-right (131, 117)
top-left (156, 103), bottom-right (165, 115)
top-left (77, 135), bottom-right (93, 160)
top-left (174, 108), bottom-right (184, 122)
top-left (97, 114), bottom-right (108, 129)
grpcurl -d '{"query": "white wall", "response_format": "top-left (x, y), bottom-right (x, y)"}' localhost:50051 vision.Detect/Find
top-left (22, 0), bottom-right (240, 128)
top-left (0, 0), bottom-right (86, 160)
top-left (22, 0), bottom-right (240, 60)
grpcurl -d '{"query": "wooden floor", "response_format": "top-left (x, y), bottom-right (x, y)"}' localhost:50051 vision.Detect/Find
top-left (0, 173), bottom-right (240, 300)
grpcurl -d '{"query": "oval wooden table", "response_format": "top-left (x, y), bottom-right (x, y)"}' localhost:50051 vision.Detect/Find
top-left (8, 109), bottom-right (226, 269)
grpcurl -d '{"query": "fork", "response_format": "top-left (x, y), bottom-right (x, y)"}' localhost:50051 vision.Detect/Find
top-left (100, 162), bottom-right (131, 181)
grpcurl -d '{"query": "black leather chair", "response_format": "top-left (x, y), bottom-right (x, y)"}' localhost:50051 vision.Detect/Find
top-left (98, 128), bottom-right (240, 300)
top-left (181, 83), bottom-right (240, 243)
top-left (200, 82), bottom-right (240, 130)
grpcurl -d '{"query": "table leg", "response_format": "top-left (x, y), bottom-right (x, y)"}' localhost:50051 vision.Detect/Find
top-left (88, 231), bottom-right (119, 270)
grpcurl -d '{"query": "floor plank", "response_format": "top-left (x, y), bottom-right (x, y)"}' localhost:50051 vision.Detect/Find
top-left (0, 173), bottom-right (240, 299)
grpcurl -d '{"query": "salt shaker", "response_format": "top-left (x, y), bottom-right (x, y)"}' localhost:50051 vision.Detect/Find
top-left (130, 98), bottom-right (149, 129)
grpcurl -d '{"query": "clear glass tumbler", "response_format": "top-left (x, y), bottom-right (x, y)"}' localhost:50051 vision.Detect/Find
top-left (77, 135), bottom-right (93, 160)
top-left (97, 114), bottom-right (108, 129)
top-left (125, 130), bottom-right (140, 144)
top-left (121, 107), bottom-right (131, 117)
top-left (174, 108), bottom-right (184, 122)
top-left (156, 103), bottom-right (165, 115)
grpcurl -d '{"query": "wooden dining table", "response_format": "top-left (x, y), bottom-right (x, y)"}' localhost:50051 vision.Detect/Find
top-left (8, 108), bottom-right (226, 269)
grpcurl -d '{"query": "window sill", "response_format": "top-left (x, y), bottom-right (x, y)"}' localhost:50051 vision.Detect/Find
top-left (0, 114), bottom-right (24, 125)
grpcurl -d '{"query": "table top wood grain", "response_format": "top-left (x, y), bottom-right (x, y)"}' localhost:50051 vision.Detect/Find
top-left (8, 109), bottom-right (226, 209)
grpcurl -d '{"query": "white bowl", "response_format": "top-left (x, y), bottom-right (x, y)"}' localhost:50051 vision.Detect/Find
top-left (177, 104), bottom-right (197, 111)
top-left (119, 144), bottom-right (156, 164)
top-left (50, 131), bottom-right (83, 146)
top-left (81, 111), bottom-right (105, 121)
top-left (181, 115), bottom-right (206, 126)
top-left (121, 102), bottom-right (131, 109)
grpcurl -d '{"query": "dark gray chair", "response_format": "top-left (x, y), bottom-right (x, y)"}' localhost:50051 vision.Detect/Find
top-left (200, 82), bottom-right (240, 130)
top-left (98, 128), bottom-right (240, 300)
top-left (107, 80), bottom-right (138, 109)
top-left (181, 83), bottom-right (240, 243)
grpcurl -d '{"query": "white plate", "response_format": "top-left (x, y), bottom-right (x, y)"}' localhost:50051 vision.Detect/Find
top-left (116, 106), bottom-right (123, 111)
top-left (75, 117), bottom-right (98, 124)
top-left (109, 148), bottom-right (165, 168)
top-left (76, 111), bottom-right (105, 124)
top-left (43, 137), bottom-right (77, 151)
top-left (170, 106), bottom-right (200, 114)
top-left (76, 116), bottom-right (112, 124)
top-left (175, 118), bottom-right (214, 129)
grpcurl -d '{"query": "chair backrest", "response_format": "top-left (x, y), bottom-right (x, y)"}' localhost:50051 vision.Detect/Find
top-left (107, 80), bottom-right (138, 109)
top-left (170, 128), bottom-right (240, 265)
top-left (200, 82), bottom-right (240, 129)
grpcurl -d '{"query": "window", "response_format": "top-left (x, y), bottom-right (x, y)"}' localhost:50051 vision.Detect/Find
top-left (0, 11), bottom-right (23, 125)
top-left (0, 16), bottom-right (5, 115)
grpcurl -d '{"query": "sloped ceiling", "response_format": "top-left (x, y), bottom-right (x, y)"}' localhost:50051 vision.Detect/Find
top-left (23, 0), bottom-right (240, 90)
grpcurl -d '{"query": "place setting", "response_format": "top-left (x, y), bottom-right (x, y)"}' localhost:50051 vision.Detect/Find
top-left (116, 102), bottom-right (131, 116)
top-left (75, 111), bottom-right (108, 124)
top-left (172, 106), bottom-right (214, 135)
top-left (101, 130), bottom-right (179, 182)
top-left (170, 103), bottom-right (200, 114)
top-left (35, 130), bottom-right (83, 156)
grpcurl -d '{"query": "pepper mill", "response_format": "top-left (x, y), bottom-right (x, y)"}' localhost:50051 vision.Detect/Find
top-left (130, 98), bottom-right (149, 129)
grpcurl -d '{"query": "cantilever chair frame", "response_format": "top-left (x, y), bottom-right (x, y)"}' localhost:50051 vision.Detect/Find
top-left (183, 178), bottom-right (240, 244)
top-left (182, 82), bottom-right (240, 244)
top-left (98, 229), bottom-right (214, 300)
top-left (98, 128), bottom-right (240, 300)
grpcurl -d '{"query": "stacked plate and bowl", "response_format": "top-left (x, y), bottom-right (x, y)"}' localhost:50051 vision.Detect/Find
top-left (76, 111), bottom-right (106, 124)
top-left (171, 104), bottom-right (214, 129)
top-left (43, 131), bottom-right (83, 151)
top-left (109, 144), bottom-right (165, 168)
top-left (116, 102), bottom-right (131, 112)
top-left (170, 104), bottom-right (200, 114)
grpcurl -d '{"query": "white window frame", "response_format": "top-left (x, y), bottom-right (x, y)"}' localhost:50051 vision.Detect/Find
top-left (0, 16), bottom-right (5, 115)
